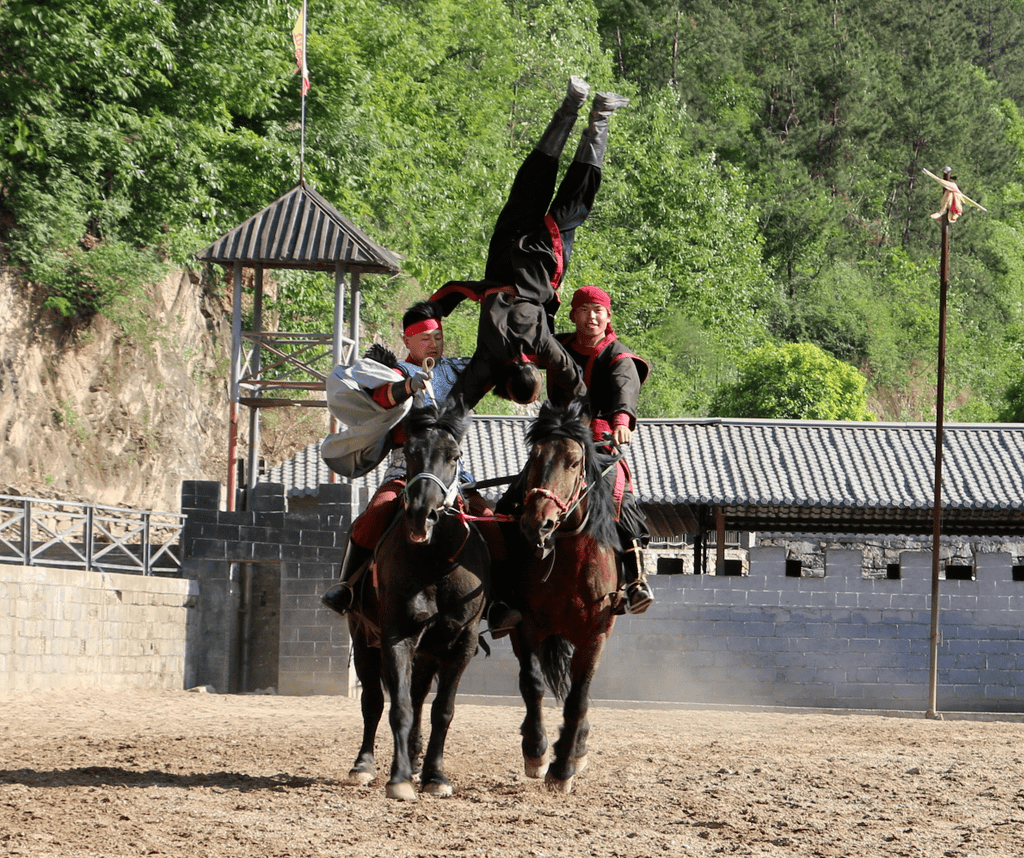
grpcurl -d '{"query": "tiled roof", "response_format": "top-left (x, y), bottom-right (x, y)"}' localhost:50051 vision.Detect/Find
top-left (197, 182), bottom-right (401, 274)
top-left (264, 415), bottom-right (533, 506)
top-left (629, 419), bottom-right (1024, 536)
top-left (261, 417), bottom-right (1024, 537)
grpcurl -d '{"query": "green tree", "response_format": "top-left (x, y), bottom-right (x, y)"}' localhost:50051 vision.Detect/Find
top-left (0, 0), bottom-right (298, 319)
top-left (710, 342), bottom-right (875, 420)
top-left (1000, 367), bottom-right (1024, 422)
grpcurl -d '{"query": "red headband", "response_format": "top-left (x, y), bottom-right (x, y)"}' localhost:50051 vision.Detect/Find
top-left (571, 285), bottom-right (612, 311)
top-left (404, 318), bottom-right (442, 337)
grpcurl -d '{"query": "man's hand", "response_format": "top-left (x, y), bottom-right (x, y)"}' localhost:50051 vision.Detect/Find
top-left (408, 364), bottom-right (434, 393)
top-left (612, 425), bottom-right (633, 446)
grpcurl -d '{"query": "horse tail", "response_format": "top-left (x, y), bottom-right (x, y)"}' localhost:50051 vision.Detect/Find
top-left (539, 635), bottom-right (574, 701)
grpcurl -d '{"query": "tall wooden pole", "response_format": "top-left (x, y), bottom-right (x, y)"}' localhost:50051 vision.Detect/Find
top-left (297, 0), bottom-right (308, 184)
top-left (926, 167), bottom-right (952, 720)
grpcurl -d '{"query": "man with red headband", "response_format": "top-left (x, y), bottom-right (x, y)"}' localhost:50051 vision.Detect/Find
top-left (429, 75), bottom-right (627, 408)
top-left (322, 302), bottom-right (520, 633)
top-left (557, 284), bottom-right (654, 613)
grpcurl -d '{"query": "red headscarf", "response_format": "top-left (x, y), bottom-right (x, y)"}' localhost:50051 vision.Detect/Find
top-left (570, 285), bottom-right (612, 311)
top-left (404, 317), bottom-right (441, 337)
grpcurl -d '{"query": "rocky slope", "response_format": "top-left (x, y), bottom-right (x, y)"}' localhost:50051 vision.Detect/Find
top-left (0, 265), bottom-right (237, 513)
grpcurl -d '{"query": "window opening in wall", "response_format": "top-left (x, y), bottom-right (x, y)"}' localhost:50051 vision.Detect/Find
top-left (944, 563), bottom-right (974, 581)
top-left (649, 535), bottom-right (687, 549)
top-left (886, 563), bottom-right (901, 580)
top-left (707, 530), bottom-right (744, 548)
top-left (657, 557), bottom-right (684, 575)
top-left (785, 559), bottom-right (802, 577)
top-left (722, 558), bottom-right (744, 576)
top-left (1013, 565), bottom-right (1024, 582)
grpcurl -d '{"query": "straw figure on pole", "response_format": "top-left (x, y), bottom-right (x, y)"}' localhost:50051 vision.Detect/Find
top-left (921, 166), bottom-right (985, 720)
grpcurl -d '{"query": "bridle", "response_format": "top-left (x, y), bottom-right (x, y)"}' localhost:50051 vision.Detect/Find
top-left (523, 437), bottom-right (589, 536)
top-left (401, 467), bottom-right (462, 509)
top-left (397, 441), bottom-right (473, 565)
top-left (522, 434), bottom-right (627, 540)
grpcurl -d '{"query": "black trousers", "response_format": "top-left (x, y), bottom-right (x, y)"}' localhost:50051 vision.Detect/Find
top-left (485, 149), bottom-right (601, 294)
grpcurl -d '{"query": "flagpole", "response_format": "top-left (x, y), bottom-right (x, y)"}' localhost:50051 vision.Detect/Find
top-left (300, 0), bottom-right (307, 184)
top-left (292, 0), bottom-right (309, 184)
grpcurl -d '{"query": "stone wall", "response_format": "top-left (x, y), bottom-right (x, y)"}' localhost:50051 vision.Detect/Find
top-left (0, 562), bottom-right (199, 694)
top-left (455, 546), bottom-right (1024, 712)
top-left (177, 481), bottom-right (1024, 711)
top-left (12, 485), bottom-right (1024, 713)
top-left (179, 480), bottom-right (359, 696)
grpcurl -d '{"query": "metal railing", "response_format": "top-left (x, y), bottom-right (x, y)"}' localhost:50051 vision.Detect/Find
top-left (0, 495), bottom-right (185, 576)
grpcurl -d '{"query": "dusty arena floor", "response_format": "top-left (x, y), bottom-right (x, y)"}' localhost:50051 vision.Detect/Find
top-left (0, 689), bottom-right (1022, 857)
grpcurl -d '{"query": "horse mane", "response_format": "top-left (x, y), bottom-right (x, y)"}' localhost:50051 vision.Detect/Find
top-left (404, 395), bottom-right (471, 444)
top-left (527, 400), bottom-right (620, 549)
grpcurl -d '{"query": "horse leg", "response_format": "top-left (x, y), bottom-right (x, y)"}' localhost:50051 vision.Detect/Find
top-left (347, 620), bottom-right (383, 786)
top-left (546, 635), bottom-right (606, 794)
top-left (408, 655), bottom-right (439, 782)
top-left (382, 638), bottom-right (419, 801)
top-left (419, 629), bottom-right (478, 797)
top-left (516, 642), bottom-right (550, 778)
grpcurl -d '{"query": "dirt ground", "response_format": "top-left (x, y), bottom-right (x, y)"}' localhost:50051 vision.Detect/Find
top-left (1, 689), bottom-right (1023, 858)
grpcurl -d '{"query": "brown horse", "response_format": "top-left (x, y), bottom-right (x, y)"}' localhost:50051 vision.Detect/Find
top-left (344, 397), bottom-right (489, 801)
top-left (497, 399), bottom-right (623, 794)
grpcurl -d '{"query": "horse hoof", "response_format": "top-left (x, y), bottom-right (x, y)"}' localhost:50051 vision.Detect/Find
top-left (421, 780), bottom-right (453, 798)
top-left (386, 781), bottom-right (418, 801)
top-left (347, 769), bottom-right (375, 786)
top-left (544, 772), bottom-right (574, 794)
top-left (574, 754), bottom-right (589, 776)
top-left (524, 753), bottom-right (549, 779)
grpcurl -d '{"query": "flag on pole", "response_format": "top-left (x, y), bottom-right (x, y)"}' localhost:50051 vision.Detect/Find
top-left (292, 4), bottom-right (310, 96)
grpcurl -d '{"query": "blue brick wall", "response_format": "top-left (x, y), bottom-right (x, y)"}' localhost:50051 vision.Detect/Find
top-left (459, 546), bottom-right (1024, 712)
top-left (179, 481), bottom-right (1024, 711)
top-left (180, 481), bottom-right (357, 695)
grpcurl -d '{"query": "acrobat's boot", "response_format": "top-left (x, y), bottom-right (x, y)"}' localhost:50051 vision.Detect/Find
top-left (535, 75), bottom-right (591, 158)
top-left (574, 91), bottom-right (630, 168)
top-left (622, 538), bottom-right (654, 615)
top-left (486, 601), bottom-right (524, 640)
top-left (321, 540), bottom-right (373, 617)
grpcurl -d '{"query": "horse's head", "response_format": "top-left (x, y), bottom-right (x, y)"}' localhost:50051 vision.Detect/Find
top-left (401, 396), bottom-right (471, 544)
top-left (519, 400), bottom-right (592, 558)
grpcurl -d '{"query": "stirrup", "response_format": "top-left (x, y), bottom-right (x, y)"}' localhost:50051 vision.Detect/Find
top-left (321, 581), bottom-right (355, 617)
top-left (625, 580), bottom-right (653, 615)
top-left (487, 603), bottom-right (523, 639)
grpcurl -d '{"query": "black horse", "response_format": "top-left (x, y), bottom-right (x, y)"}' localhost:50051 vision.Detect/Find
top-left (344, 397), bottom-right (490, 800)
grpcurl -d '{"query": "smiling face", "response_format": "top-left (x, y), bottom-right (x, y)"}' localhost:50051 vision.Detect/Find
top-left (403, 328), bottom-right (444, 366)
top-left (570, 301), bottom-right (611, 347)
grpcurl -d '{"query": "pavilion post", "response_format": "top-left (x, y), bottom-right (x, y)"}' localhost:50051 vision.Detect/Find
top-left (246, 266), bottom-right (264, 495)
top-left (227, 261), bottom-right (243, 512)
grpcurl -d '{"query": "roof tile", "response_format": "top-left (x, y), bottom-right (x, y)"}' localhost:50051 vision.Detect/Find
top-left (261, 416), bottom-right (1024, 537)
